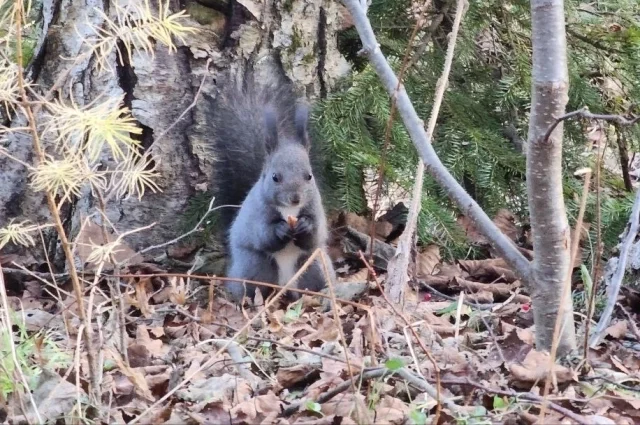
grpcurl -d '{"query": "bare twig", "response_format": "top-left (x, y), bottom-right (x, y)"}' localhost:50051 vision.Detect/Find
top-left (405, 0), bottom-right (453, 70)
top-left (583, 137), bottom-right (606, 361)
top-left (147, 59), bottom-right (211, 152)
top-left (320, 252), bottom-right (372, 423)
top-left (0, 264), bottom-right (43, 423)
top-left (542, 107), bottom-right (640, 144)
top-left (341, 0), bottom-right (531, 282)
top-left (367, 0), bottom-right (427, 265)
top-left (135, 198), bottom-right (231, 256)
top-left (589, 187), bottom-right (640, 347)
top-left (195, 339), bottom-right (256, 382)
top-left (538, 168), bottom-right (590, 421)
top-left (433, 377), bottom-right (591, 425)
top-left (358, 251), bottom-right (447, 420)
top-left (280, 368), bottom-right (392, 417)
top-left (386, 0), bottom-right (467, 303)
top-left (14, 2), bottom-right (100, 402)
top-left (617, 303), bottom-right (640, 341)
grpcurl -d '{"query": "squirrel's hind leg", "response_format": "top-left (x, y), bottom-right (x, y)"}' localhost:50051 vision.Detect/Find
top-left (225, 249), bottom-right (278, 303)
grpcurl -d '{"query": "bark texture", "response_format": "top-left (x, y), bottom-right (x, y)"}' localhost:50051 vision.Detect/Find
top-left (1, 0), bottom-right (349, 268)
top-left (527, 0), bottom-right (576, 355)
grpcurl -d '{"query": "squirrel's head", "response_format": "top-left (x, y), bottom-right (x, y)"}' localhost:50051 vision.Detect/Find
top-left (260, 102), bottom-right (315, 217)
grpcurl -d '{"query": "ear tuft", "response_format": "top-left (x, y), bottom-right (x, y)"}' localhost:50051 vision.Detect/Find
top-left (294, 102), bottom-right (310, 149)
top-left (264, 108), bottom-right (279, 154)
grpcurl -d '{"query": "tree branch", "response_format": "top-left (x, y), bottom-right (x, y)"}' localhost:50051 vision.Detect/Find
top-left (589, 187), bottom-right (640, 347)
top-left (386, 0), bottom-right (467, 303)
top-left (542, 107), bottom-right (640, 144)
top-left (341, 0), bottom-right (532, 281)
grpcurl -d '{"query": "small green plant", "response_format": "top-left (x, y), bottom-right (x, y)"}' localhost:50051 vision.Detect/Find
top-left (384, 357), bottom-right (405, 371)
top-left (0, 317), bottom-right (71, 399)
top-left (284, 299), bottom-right (304, 323)
top-left (305, 400), bottom-right (322, 415)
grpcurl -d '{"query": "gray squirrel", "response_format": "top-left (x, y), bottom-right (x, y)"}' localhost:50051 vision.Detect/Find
top-left (211, 79), bottom-right (335, 302)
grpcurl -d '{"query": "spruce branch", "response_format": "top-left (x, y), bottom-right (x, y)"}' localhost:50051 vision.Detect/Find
top-left (340, 0), bottom-right (532, 280)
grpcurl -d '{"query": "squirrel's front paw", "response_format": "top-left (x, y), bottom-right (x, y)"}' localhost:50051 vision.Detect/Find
top-left (275, 220), bottom-right (294, 242)
top-left (293, 216), bottom-right (314, 237)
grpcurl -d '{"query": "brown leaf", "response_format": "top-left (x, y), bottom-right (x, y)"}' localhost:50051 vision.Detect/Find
top-left (509, 350), bottom-right (575, 387)
top-left (415, 245), bottom-right (441, 278)
top-left (321, 393), bottom-right (367, 419)
top-left (374, 396), bottom-right (409, 425)
top-left (493, 209), bottom-right (519, 242)
top-left (136, 324), bottom-right (167, 358)
top-left (230, 391), bottom-right (282, 421)
top-left (375, 221), bottom-right (394, 240)
top-left (457, 215), bottom-right (488, 244)
top-left (109, 348), bottom-right (155, 401)
top-left (458, 258), bottom-right (518, 283)
top-left (605, 320), bottom-right (628, 339)
top-left (75, 221), bottom-right (143, 270)
top-left (343, 212), bottom-right (370, 235)
top-left (276, 364), bottom-right (314, 387)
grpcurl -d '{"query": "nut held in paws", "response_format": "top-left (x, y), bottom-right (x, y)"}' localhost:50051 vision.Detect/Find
top-left (287, 215), bottom-right (298, 229)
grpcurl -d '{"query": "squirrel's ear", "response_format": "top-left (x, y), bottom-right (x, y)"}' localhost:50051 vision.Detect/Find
top-left (264, 108), bottom-right (279, 154)
top-left (294, 103), bottom-right (310, 149)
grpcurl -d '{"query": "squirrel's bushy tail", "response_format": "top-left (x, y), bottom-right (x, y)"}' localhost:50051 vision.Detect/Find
top-left (211, 78), bottom-right (299, 232)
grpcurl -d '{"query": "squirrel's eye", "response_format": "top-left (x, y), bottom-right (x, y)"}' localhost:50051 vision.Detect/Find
top-left (305, 174), bottom-right (312, 181)
top-left (272, 173), bottom-right (280, 183)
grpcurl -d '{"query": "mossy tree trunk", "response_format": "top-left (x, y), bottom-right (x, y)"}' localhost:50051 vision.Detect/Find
top-left (0, 0), bottom-right (348, 268)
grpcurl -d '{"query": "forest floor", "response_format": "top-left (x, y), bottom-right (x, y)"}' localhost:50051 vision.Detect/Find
top-left (1, 210), bottom-right (640, 425)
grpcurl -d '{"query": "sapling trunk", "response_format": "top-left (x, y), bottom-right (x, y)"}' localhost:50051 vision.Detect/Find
top-left (527, 0), bottom-right (577, 355)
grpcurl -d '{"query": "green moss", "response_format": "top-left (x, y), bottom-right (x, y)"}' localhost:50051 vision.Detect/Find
top-left (301, 52), bottom-right (315, 64)
top-left (282, 0), bottom-right (294, 13)
top-left (186, 1), bottom-right (225, 26)
top-left (289, 26), bottom-right (303, 53)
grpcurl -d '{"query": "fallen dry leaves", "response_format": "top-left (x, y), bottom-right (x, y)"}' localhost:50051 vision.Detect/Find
top-left (2, 210), bottom-right (640, 425)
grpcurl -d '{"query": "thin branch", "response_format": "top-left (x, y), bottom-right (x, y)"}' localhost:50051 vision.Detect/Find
top-left (405, 0), bottom-right (453, 70)
top-left (280, 368), bottom-right (392, 417)
top-left (367, 0), bottom-right (426, 265)
top-left (433, 377), bottom-right (591, 425)
top-left (358, 251), bottom-right (447, 420)
top-left (146, 60), bottom-right (210, 152)
top-left (14, 2), bottom-right (100, 403)
top-left (320, 253), bottom-right (372, 423)
top-left (136, 198), bottom-right (227, 256)
top-left (341, 0), bottom-right (532, 281)
top-left (589, 187), bottom-right (640, 347)
top-left (583, 137), bottom-right (606, 361)
top-left (386, 0), bottom-right (467, 303)
top-left (542, 107), bottom-right (640, 144)
top-left (539, 169), bottom-right (591, 420)
top-left (0, 264), bottom-right (43, 423)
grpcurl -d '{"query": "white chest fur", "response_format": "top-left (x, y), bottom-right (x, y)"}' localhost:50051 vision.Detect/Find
top-left (274, 205), bottom-right (303, 285)
top-left (272, 242), bottom-right (303, 285)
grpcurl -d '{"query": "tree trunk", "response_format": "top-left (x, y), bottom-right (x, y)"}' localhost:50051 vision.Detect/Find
top-left (1, 0), bottom-right (349, 267)
top-left (526, 0), bottom-right (576, 355)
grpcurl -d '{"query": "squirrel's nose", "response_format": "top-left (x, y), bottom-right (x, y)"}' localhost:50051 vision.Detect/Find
top-left (290, 194), bottom-right (300, 205)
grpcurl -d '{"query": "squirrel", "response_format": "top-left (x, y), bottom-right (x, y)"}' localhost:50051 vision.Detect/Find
top-left (211, 78), bottom-right (335, 302)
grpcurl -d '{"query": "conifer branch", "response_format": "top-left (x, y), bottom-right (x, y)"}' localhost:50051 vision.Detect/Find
top-left (341, 0), bottom-right (532, 280)
top-left (13, 0), bottom-right (100, 403)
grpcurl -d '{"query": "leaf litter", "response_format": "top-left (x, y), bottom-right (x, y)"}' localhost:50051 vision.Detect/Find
top-left (1, 210), bottom-right (640, 424)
